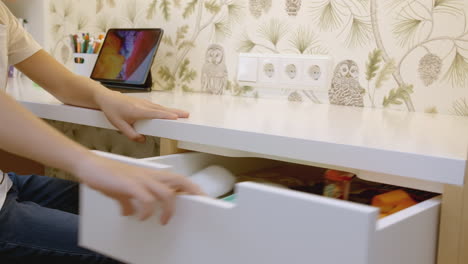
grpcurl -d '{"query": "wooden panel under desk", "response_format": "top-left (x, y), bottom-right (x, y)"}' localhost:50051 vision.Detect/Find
top-left (160, 138), bottom-right (189, 156)
top-left (0, 149), bottom-right (45, 175)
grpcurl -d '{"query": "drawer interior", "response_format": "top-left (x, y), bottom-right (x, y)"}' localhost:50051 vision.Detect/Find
top-left (142, 152), bottom-right (439, 218)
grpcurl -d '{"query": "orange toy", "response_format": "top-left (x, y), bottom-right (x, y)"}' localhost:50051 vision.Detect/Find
top-left (371, 189), bottom-right (417, 218)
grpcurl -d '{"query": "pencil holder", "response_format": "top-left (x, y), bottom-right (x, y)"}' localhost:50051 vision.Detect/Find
top-left (73, 53), bottom-right (98, 77)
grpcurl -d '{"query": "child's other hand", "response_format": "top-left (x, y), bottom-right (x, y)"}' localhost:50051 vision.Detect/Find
top-left (75, 154), bottom-right (204, 224)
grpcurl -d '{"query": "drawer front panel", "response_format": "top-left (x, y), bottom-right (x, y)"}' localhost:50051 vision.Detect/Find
top-left (80, 182), bottom-right (378, 264)
top-left (80, 152), bottom-right (440, 264)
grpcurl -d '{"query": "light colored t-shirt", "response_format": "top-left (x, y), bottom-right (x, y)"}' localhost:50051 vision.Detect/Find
top-left (0, 1), bottom-right (42, 210)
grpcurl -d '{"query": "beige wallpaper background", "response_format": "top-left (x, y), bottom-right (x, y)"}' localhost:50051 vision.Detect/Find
top-left (42, 0), bottom-right (468, 176)
top-left (48, 0), bottom-right (468, 115)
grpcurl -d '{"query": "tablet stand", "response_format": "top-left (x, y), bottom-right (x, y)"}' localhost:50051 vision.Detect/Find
top-left (101, 72), bottom-right (153, 93)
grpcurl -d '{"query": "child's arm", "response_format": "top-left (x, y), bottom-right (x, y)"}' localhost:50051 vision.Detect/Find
top-left (0, 90), bottom-right (203, 224)
top-left (15, 50), bottom-right (188, 142)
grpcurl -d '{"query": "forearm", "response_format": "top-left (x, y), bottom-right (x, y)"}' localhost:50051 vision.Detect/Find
top-left (51, 73), bottom-right (115, 110)
top-left (0, 91), bottom-right (91, 175)
top-left (15, 50), bottom-right (114, 109)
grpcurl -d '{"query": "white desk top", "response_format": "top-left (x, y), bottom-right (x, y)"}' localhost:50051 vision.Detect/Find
top-left (8, 77), bottom-right (468, 186)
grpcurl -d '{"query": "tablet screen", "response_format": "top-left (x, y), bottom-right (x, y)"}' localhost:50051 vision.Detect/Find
top-left (91, 28), bottom-right (163, 85)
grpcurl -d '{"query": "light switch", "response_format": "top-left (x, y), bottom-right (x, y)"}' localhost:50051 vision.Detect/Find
top-left (237, 56), bottom-right (258, 82)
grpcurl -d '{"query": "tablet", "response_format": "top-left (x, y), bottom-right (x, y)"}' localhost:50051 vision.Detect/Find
top-left (90, 28), bottom-right (163, 90)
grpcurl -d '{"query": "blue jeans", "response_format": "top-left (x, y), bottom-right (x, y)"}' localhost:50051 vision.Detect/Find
top-left (0, 173), bottom-right (123, 264)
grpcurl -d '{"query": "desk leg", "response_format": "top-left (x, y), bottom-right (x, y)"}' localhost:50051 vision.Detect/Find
top-left (438, 168), bottom-right (468, 264)
top-left (160, 138), bottom-right (187, 156)
top-left (438, 185), bottom-right (463, 264)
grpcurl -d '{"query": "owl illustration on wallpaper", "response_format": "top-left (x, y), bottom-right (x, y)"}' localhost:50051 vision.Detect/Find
top-left (249, 0), bottom-right (272, 18)
top-left (285, 0), bottom-right (302, 16)
top-left (329, 60), bottom-right (365, 107)
top-left (201, 44), bottom-right (228, 95)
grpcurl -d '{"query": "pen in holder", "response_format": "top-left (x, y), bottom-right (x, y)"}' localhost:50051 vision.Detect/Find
top-left (73, 53), bottom-right (98, 77)
top-left (70, 33), bottom-right (104, 77)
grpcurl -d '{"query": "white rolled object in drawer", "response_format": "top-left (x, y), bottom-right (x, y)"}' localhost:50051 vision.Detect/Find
top-left (79, 152), bottom-right (441, 264)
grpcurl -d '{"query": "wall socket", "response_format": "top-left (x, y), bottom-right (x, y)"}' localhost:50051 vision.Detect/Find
top-left (237, 53), bottom-right (332, 91)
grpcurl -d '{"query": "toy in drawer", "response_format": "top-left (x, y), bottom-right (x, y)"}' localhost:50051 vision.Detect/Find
top-left (79, 152), bottom-right (440, 264)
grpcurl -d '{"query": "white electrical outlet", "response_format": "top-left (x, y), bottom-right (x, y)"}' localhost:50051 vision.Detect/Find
top-left (237, 53), bottom-right (332, 91)
top-left (258, 57), bottom-right (280, 83)
top-left (279, 58), bottom-right (303, 85)
top-left (301, 57), bottom-right (331, 90)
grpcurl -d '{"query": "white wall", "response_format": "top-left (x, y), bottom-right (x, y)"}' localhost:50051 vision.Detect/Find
top-left (4, 0), bottom-right (50, 50)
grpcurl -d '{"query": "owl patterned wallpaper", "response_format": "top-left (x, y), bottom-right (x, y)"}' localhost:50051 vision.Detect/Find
top-left (48, 0), bottom-right (468, 115)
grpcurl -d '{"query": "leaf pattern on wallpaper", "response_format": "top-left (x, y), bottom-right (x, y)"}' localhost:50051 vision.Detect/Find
top-left (444, 51), bottom-right (468, 88)
top-left (451, 98), bottom-right (468, 116)
top-left (314, 1), bottom-right (343, 31)
top-left (227, 2), bottom-right (244, 23)
top-left (288, 91), bottom-right (303, 102)
top-left (369, 57), bottom-right (396, 108)
top-left (146, 0), bottom-right (178, 20)
top-left (425, 106), bottom-right (438, 114)
top-left (51, 23), bottom-right (62, 35)
top-left (158, 66), bottom-right (176, 90)
top-left (238, 33), bottom-right (257, 52)
top-left (258, 19), bottom-right (289, 49)
top-left (289, 27), bottom-right (327, 54)
top-left (205, 0), bottom-right (222, 14)
top-left (239, 20), bottom-right (327, 55)
top-left (160, 0), bottom-right (172, 21)
top-left (147, 0), bottom-right (158, 19)
top-left (214, 17), bottom-right (232, 40)
top-left (434, 0), bottom-right (464, 15)
top-left (226, 81), bottom-right (255, 97)
top-left (63, 0), bottom-right (74, 18)
top-left (375, 60), bottom-right (395, 89)
top-left (383, 85), bottom-right (413, 107)
top-left (345, 17), bottom-right (372, 48)
top-left (179, 59), bottom-right (190, 78)
top-left (310, 0), bottom-right (372, 48)
top-left (76, 13), bottom-right (90, 31)
top-left (364, 49), bottom-right (382, 107)
top-left (365, 49), bottom-right (382, 82)
top-left (371, 0), bottom-right (415, 111)
top-left (95, 15), bottom-right (115, 33)
top-left (96, 0), bottom-right (104, 13)
top-left (96, 0), bottom-right (116, 13)
top-left (183, 0), bottom-right (199, 18)
top-left (162, 35), bottom-right (174, 46)
top-left (392, 3), bottom-right (431, 48)
top-left (173, 0), bottom-right (182, 8)
top-left (126, 0), bottom-right (138, 25)
top-left (175, 25), bottom-right (189, 45)
top-left (49, 1), bottom-right (57, 14)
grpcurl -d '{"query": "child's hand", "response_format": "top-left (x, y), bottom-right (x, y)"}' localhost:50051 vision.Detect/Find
top-left (95, 90), bottom-right (189, 142)
top-left (75, 153), bottom-right (204, 225)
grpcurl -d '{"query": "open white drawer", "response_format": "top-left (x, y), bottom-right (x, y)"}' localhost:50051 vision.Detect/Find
top-left (79, 152), bottom-right (441, 264)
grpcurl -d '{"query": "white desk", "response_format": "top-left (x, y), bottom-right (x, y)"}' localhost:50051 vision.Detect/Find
top-left (8, 77), bottom-right (468, 264)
